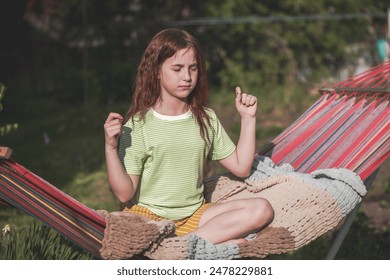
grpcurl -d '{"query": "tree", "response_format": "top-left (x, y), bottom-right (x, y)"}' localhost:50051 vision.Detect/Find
top-left (185, 0), bottom-right (388, 95)
top-left (0, 84), bottom-right (18, 137)
top-left (4, 0), bottom-right (388, 111)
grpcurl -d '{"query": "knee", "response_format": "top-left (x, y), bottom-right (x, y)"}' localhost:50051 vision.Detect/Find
top-left (250, 198), bottom-right (274, 229)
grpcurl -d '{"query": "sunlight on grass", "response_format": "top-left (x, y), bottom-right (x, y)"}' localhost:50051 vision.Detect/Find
top-left (63, 168), bottom-right (118, 212)
top-left (0, 222), bottom-right (95, 260)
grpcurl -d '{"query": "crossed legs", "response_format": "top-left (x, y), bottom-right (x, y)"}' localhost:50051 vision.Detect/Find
top-left (189, 198), bottom-right (274, 244)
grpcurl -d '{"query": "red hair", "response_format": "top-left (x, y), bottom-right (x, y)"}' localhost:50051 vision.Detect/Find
top-left (123, 29), bottom-right (211, 143)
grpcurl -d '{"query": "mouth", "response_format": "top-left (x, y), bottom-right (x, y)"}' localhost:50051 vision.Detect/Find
top-left (179, 85), bottom-right (192, 90)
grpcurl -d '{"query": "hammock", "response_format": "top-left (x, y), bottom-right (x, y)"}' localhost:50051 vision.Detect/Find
top-left (1, 61), bottom-right (389, 259)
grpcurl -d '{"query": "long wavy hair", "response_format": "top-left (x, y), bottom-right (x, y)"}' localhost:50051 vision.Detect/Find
top-left (123, 29), bottom-right (211, 143)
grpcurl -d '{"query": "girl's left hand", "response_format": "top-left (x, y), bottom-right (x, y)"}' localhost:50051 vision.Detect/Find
top-left (235, 86), bottom-right (257, 118)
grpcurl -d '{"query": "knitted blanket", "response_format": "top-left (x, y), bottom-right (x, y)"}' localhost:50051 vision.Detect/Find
top-left (99, 156), bottom-right (366, 260)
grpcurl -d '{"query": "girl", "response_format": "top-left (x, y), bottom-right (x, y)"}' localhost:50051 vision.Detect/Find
top-left (104, 29), bottom-right (273, 244)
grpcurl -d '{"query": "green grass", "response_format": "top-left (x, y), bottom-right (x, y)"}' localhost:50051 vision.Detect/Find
top-left (0, 222), bottom-right (95, 260)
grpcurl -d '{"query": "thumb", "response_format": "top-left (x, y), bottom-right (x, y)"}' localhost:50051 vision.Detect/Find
top-left (235, 86), bottom-right (242, 104)
top-left (235, 86), bottom-right (242, 96)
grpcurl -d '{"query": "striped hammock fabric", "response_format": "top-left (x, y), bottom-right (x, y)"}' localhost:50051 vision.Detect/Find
top-left (261, 61), bottom-right (390, 180)
top-left (0, 61), bottom-right (389, 259)
top-left (0, 159), bottom-right (106, 258)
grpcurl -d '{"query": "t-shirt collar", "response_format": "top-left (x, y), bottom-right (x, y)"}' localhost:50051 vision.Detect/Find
top-left (151, 109), bottom-right (192, 121)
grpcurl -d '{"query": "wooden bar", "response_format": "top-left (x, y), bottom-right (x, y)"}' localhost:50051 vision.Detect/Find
top-left (0, 147), bottom-right (12, 159)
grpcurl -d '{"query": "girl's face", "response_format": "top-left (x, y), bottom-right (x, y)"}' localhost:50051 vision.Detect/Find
top-left (159, 47), bottom-right (198, 103)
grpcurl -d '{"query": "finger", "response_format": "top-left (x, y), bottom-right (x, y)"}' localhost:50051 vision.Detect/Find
top-left (241, 93), bottom-right (248, 104)
top-left (105, 112), bottom-right (123, 123)
top-left (104, 120), bottom-right (121, 131)
top-left (105, 120), bottom-right (122, 130)
top-left (249, 95), bottom-right (257, 106)
top-left (235, 87), bottom-right (242, 100)
top-left (241, 94), bottom-right (257, 107)
top-left (235, 86), bottom-right (242, 107)
top-left (104, 119), bottom-right (123, 138)
top-left (105, 124), bottom-right (122, 137)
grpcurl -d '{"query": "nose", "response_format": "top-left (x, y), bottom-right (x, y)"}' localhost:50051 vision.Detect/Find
top-left (182, 69), bottom-right (192, 82)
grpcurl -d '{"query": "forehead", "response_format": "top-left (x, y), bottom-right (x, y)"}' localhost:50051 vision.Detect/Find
top-left (165, 48), bottom-right (196, 64)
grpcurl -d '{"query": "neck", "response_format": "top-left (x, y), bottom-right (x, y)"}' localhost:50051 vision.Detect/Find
top-left (153, 99), bottom-right (189, 116)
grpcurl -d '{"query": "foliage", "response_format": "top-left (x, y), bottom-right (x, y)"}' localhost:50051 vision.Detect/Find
top-left (197, 0), bottom-right (388, 92)
top-left (3, 0), bottom-right (388, 116)
top-left (0, 222), bottom-right (95, 260)
top-left (0, 83), bottom-right (18, 137)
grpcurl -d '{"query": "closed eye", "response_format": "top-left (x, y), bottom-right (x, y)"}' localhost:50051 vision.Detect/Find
top-left (171, 65), bottom-right (182, 71)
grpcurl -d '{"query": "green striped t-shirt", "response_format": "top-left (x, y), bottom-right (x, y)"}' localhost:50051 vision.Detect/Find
top-left (118, 108), bottom-right (235, 220)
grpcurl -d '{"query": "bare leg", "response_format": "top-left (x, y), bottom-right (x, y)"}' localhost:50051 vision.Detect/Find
top-left (188, 198), bottom-right (274, 244)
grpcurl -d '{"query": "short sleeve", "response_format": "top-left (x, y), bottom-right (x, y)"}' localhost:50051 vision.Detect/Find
top-left (209, 110), bottom-right (236, 161)
top-left (117, 119), bottom-right (148, 175)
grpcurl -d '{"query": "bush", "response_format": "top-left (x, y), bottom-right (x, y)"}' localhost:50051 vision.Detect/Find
top-left (0, 83), bottom-right (18, 136)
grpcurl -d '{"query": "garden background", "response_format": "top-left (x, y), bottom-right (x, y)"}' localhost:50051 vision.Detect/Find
top-left (0, 0), bottom-right (389, 259)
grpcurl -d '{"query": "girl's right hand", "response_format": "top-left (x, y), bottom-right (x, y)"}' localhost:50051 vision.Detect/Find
top-left (104, 112), bottom-right (123, 150)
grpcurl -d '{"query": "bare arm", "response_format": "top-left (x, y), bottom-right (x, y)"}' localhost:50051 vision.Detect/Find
top-left (219, 87), bottom-right (257, 178)
top-left (104, 112), bottom-right (139, 203)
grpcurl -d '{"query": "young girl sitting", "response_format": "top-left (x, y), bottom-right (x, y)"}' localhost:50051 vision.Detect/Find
top-left (104, 28), bottom-right (274, 245)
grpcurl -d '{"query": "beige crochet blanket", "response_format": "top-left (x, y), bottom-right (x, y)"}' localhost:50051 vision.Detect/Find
top-left (98, 156), bottom-right (366, 260)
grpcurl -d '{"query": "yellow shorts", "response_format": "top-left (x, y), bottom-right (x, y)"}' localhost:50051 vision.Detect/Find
top-left (123, 203), bottom-right (213, 236)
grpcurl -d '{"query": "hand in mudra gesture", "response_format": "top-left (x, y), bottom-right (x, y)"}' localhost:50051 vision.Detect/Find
top-left (235, 86), bottom-right (257, 118)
